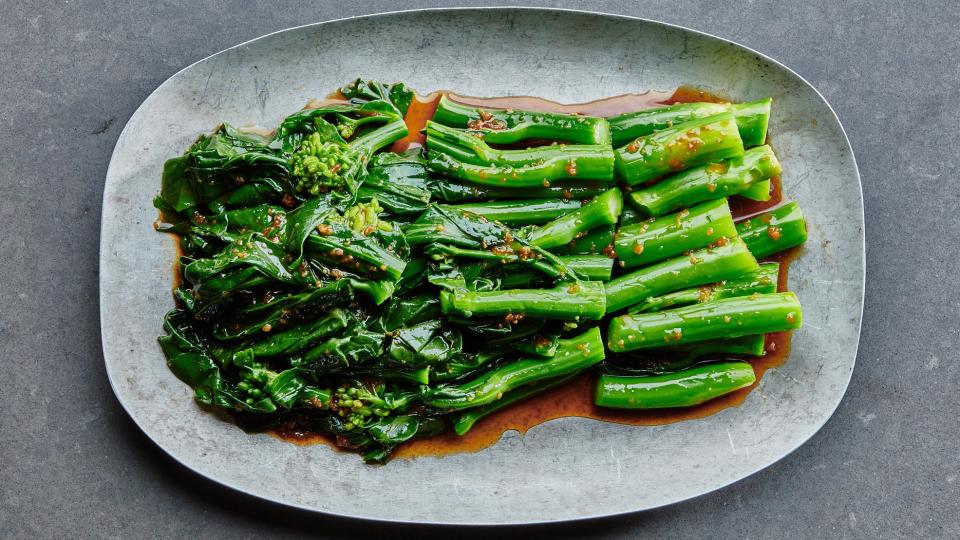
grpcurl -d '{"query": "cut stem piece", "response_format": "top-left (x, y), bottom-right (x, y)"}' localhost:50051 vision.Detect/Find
top-left (607, 292), bottom-right (802, 352)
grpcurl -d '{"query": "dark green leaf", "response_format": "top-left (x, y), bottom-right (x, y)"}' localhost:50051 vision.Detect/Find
top-left (387, 320), bottom-right (462, 366)
top-left (340, 78), bottom-right (415, 116)
top-left (366, 415), bottom-right (422, 444)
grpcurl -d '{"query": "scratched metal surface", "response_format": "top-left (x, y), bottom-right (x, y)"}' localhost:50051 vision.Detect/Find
top-left (99, 9), bottom-right (863, 524)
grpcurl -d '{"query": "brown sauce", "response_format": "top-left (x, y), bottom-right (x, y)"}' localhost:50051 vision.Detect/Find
top-left (200, 85), bottom-right (799, 458)
top-left (389, 92), bottom-right (442, 152)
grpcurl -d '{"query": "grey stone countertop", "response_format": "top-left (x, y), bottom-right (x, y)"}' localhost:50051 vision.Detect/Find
top-left (1, 1), bottom-right (956, 538)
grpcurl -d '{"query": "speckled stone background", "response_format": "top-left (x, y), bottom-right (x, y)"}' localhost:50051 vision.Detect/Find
top-left (1, 1), bottom-right (956, 538)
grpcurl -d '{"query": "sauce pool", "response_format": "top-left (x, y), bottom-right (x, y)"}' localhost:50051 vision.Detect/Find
top-left (272, 86), bottom-right (802, 459)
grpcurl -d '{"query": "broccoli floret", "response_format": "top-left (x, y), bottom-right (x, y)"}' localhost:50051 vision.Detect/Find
top-left (231, 354), bottom-right (324, 411)
top-left (283, 98), bottom-right (410, 198)
top-left (235, 363), bottom-right (274, 407)
top-left (326, 380), bottom-right (434, 463)
top-left (331, 384), bottom-right (391, 431)
top-left (330, 379), bottom-right (416, 431)
top-left (290, 132), bottom-right (354, 195)
top-left (340, 198), bottom-right (393, 234)
top-left (315, 199), bottom-right (393, 236)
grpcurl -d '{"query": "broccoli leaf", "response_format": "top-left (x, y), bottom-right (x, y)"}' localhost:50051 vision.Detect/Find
top-left (387, 320), bottom-right (462, 366)
top-left (366, 415), bottom-right (422, 444)
top-left (356, 151), bottom-right (432, 216)
top-left (372, 294), bottom-right (441, 333)
top-left (246, 309), bottom-right (350, 357)
top-left (160, 156), bottom-right (199, 212)
top-left (340, 78), bottom-right (415, 116)
top-left (210, 280), bottom-right (353, 341)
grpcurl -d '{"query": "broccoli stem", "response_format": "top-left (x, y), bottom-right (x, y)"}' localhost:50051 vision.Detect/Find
top-left (348, 116), bottom-right (408, 156)
top-left (440, 280), bottom-right (606, 321)
top-left (678, 334), bottom-right (767, 357)
top-left (607, 292), bottom-right (802, 352)
top-left (527, 188), bottom-right (623, 249)
top-left (432, 180), bottom-right (608, 202)
top-left (427, 121), bottom-right (613, 168)
top-left (615, 112), bottom-right (745, 186)
top-left (304, 229), bottom-right (406, 281)
top-left (607, 335), bottom-right (767, 376)
top-left (432, 94), bottom-right (611, 145)
top-left (425, 125), bottom-right (616, 188)
top-left (547, 225), bottom-right (615, 256)
top-left (344, 278), bottom-right (397, 305)
top-left (248, 309), bottom-right (350, 356)
top-left (739, 179), bottom-right (772, 201)
top-left (426, 327), bottom-right (605, 409)
top-left (427, 149), bottom-right (616, 188)
top-left (629, 262), bottom-right (779, 313)
top-left (605, 237), bottom-right (759, 314)
top-left (627, 145), bottom-right (781, 217)
top-left (595, 362), bottom-right (756, 409)
top-left (556, 255), bottom-right (614, 281)
top-left (614, 198), bottom-right (737, 269)
top-left (335, 113), bottom-right (389, 138)
top-left (453, 371), bottom-right (580, 435)
top-left (450, 198), bottom-right (583, 225)
top-left (618, 206), bottom-right (646, 227)
top-left (499, 255), bottom-right (614, 287)
top-left (731, 98), bottom-right (773, 148)
top-left (609, 98), bottom-right (772, 147)
top-left (425, 243), bottom-right (569, 281)
top-left (736, 201), bottom-right (808, 259)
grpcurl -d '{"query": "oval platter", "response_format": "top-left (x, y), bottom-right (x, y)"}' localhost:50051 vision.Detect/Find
top-left (100, 8), bottom-right (864, 524)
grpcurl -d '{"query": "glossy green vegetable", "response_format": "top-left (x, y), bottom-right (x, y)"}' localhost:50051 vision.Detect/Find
top-left (527, 188), bottom-right (623, 249)
top-left (440, 280), bottom-right (606, 321)
top-left (618, 206), bottom-right (646, 227)
top-left (548, 225), bottom-right (615, 256)
top-left (341, 78), bottom-right (416, 116)
top-left (730, 98), bottom-right (773, 147)
top-left (453, 372), bottom-right (580, 435)
top-left (450, 198), bottom-right (582, 225)
top-left (607, 292), bottom-right (802, 352)
top-left (278, 101), bottom-right (408, 195)
top-left (630, 263), bottom-right (779, 313)
top-left (595, 362), bottom-right (756, 409)
top-left (605, 237), bottom-right (760, 314)
top-left (627, 145), bottom-right (782, 217)
top-left (356, 151), bottom-right (432, 216)
top-left (156, 78), bottom-right (807, 464)
top-left (425, 121), bottom-right (615, 187)
top-left (304, 226), bottom-right (407, 282)
top-left (429, 179), bottom-right (608, 202)
top-left (614, 198), bottom-right (737, 268)
top-left (736, 201), bottom-right (808, 258)
top-left (426, 328), bottom-right (605, 409)
top-left (432, 94), bottom-right (611, 144)
top-left (500, 255), bottom-right (613, 289)
top-left (605, 335), bottom-right (767, 376)
top-left (499, 255), bottom-right (613, 287)
top-left (614, 113), bottom-right (745, 185)
top-left (609, 98), bottom-right (772, 147)
top-left (739, 179), bottom-right (772, 202)
top-left (404, 203), bottom-right (576, 281)
top-left (558, 255), bottom-right (614, 281)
